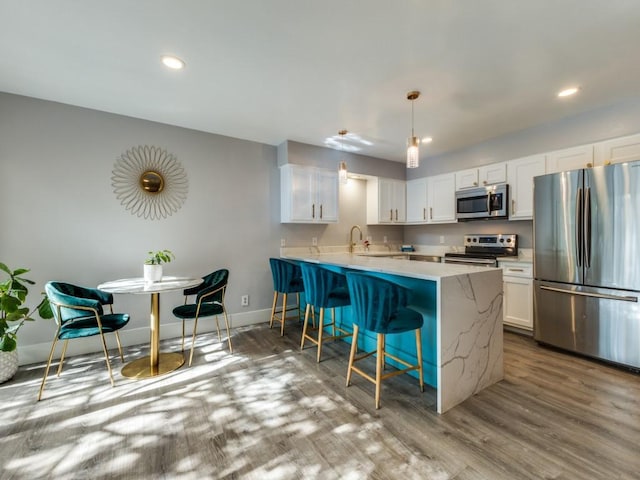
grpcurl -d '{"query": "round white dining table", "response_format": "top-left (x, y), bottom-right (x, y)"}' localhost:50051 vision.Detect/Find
top-left (98, 276), bottom-right (203, 378)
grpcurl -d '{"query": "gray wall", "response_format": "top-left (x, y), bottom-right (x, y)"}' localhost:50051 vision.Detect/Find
top-left (0, 93), bottom-right (404, 364)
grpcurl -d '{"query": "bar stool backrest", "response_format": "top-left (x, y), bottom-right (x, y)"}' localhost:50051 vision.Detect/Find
top-left (299, 262), bottom-right (348, 309)
top-left (269, 258), bottom-right (304, 294)
top-left (345, 272), bottom-right (411, 334)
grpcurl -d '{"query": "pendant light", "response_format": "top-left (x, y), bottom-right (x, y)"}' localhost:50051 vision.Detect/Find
top-left (338, 129), bottom-right (348, 184)
top-left (406, 91), bottom-right (420, 168)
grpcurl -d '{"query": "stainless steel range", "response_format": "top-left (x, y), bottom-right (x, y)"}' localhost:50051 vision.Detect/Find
top-left (444, 234), bottom-right (518, 267)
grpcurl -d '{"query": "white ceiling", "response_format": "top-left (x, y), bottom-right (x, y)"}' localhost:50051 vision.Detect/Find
top-left (2, 1), bottom-right (640, 162)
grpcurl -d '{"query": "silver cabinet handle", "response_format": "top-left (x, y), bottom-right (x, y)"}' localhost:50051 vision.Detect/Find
top-left (512, 199), bottom-right (515, 215)
top-left (389, 209), bottom-right (393, 221)
top-left (423, 208), bottom-right (426, 220)
top-left (430, 207), bottom-right (433, 220)
top-left (320, 204), bottom-right (323, 219)
top-left (508, 268), bottom-right (524, 272)
top-left (312, 204), bottom-right (315, 219)
top-left (395, 209), bottom-right (398, 221)
top-left (540, 285), bottom-right (637, 302)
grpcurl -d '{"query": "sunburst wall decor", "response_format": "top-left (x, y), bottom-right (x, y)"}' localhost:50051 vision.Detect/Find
top-left (111, 145), bottom-right (188, 220)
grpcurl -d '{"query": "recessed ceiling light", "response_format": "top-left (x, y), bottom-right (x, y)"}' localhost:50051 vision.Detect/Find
top-left (557, 87), bottom-right (579, 97)
top-left (161, 55), bottom-right (185, 70)
top-left (421, 137), bottom-right (433, 144)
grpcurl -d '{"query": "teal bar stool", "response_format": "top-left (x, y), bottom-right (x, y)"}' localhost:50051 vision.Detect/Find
top-left (299, 262), bottom-right (352, 362)
top-left (269, 258), bottom-right (305, 336)
top-left (345, 271), bottom-right (424, 409)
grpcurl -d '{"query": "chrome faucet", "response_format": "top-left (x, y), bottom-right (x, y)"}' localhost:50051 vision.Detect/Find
top-left (349, 225), bottom-right (363, 253)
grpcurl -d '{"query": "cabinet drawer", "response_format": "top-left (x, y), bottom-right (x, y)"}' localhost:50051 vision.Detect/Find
top-left (500, 262), bottom-right (532, 278)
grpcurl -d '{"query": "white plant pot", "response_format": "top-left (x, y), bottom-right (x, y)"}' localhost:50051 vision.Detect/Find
top-left (144, 264), bottom-right (163, 283)
top-left (0, 350), bottom-right (19, 384)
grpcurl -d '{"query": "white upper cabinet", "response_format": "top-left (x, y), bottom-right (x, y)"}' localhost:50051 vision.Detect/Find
top-left (455, 168), bottom-right (479, 190)
top-left (406, 178), bottom-right (428, 223)
top-left (545, 144), bottom-right (594, 173)
top-left (280, 164), bottom-right (338, 223)
top-left (455, 163), bottom-right (507, 190)
top-left (594, 132), bottom-right (640, 166)
top-left (506, 154), bottom-right (546, 220)
top-left (367, 177), bottom-right (406, 224)
top-left (427, 173), bottom-right (457, 223)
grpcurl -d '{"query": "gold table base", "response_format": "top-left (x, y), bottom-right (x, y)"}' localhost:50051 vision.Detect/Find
top-left (121, 352), bottom-right (185, 379)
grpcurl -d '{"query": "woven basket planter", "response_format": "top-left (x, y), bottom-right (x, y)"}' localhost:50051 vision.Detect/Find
top-left (0, 350), bottom-right (19, 384)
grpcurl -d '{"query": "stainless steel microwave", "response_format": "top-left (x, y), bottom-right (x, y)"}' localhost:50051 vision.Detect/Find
top-left (455, 184), bottom-right (509, 220)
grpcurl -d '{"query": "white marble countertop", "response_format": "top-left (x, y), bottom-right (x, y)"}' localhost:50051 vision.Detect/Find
top-left (281, 252), bottom-right (497, 282)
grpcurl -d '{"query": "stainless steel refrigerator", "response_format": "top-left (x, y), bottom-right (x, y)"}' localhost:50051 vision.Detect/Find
top-left (534, 161), bottom-right (640, 370)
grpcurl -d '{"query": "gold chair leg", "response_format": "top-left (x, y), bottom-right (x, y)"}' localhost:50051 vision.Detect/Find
top-left (375, 333), bottom-right (384, 409)
top-left (56, 340), bottom-right (69, 376)
top-left (381, 335), bottom-right (386, 370)
top-left (114, 331), bottom-right (125, 362)
top-left (300, 304), bottom-right (312, 349)
top-left (280, 293), bottom-right (288, 336)
top-left (269, 291), bottom-right (278, 328)
top-left (98, 332), bottom-right (115, 387)
top-left (181, 319), bottom-right (186, 353)
top-left (222, 308), bottom-right (233, 353)
top-left (346, 325), bottom-right (359, 386)
top-left (188, 316), bottom-right (199, 367)
top-left (296, 293), bottom-right (301, 323)
top-left (214, 315), bottom-right (222, 343)
top-left (332, 308), bottom-right (336, 338)
top-left (316, 308), bottom-right (325, 362)
top-left (37, 336), bottom-right (59, 401)
top-left (415, 328), bottom-right (424, 392)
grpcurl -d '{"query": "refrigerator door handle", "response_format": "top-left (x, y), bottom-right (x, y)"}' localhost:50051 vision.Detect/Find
top-left (584, 187), bottom-right (591, 268)
top-left (540, 285), bottom-right (638, 303)
top-left (576, 187), bottom-right (583, 267)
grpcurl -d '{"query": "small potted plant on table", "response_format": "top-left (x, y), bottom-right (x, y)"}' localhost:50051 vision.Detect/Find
top-left (144, 250), bottom-right (175, 283)
top-left (0, 262), bottom-right (52, 383)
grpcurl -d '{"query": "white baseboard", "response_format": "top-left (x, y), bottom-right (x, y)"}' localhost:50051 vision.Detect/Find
top-left (17, 308), bottom-right (271, 366)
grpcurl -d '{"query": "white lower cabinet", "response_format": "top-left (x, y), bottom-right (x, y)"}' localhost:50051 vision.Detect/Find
top-left (500, 261), bottom-right (533, 331)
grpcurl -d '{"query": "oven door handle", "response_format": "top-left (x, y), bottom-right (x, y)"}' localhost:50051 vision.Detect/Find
top-left (486, 192), bottom-right (492, 214)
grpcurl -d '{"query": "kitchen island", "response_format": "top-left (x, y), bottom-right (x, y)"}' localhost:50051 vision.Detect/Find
top-left (281, 252), bottom-right (504, 413)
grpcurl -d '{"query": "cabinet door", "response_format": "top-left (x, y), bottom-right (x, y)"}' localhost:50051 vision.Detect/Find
top-left (316, 169), bottom-right (339, 223)
top-left (594, 132), bottom-right (640, 166)
top-left (546, 144), bottom-right (594, 173)
top-left (507, 154), bottom-right (546, 220)
top-left (479, 162), bottom-right (507, 186)
top-left (455, 168), bottom-right (479, 190)
top-left (378, 179), bottom-right (395, 223)
top-left (393, 180), bottom-right (406, 222)
top-left (503, 276), bottom-right (533, 330)
top-left (427, 173), bottom-right (456, 223)
top-left (281, 165), bottom-right (315, 222)
top-left (406, 178), bottom-right (428, 223)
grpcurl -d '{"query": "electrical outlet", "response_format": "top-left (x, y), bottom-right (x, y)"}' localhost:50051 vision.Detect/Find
top-left (241, 294), bottom-right (249, 306)
top-left (440, 235), bottom-right (445, 244)
top-left (383, 235), bottom-right (388, 243)
top-left (312, 237), bottom-right (317, 246)
top-left (280, 238), bottom-right (286, 247)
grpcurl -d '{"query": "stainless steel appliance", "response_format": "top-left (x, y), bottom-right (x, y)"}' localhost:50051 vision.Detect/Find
top-left (534, 162), bottom-right (640, 370)
top-left (455, 184), bottom-right (509, 221)
top-left (444, 234), bottom-right (517, 267)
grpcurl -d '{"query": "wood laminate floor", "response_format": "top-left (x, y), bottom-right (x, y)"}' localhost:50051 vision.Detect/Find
top-left (0, 324), bottom-right (638, 480)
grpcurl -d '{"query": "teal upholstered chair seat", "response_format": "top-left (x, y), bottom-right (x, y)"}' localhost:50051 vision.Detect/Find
top-left (39, 281), bottom-right (130, 401)
top-left (299, 262), bottom-right (352, 362)
top-left (269, 258), bottom-right (305, 335)
top-left (344, 272), bottom-right (424, 409)
top-left (172, 269), bottom-right (232, 366)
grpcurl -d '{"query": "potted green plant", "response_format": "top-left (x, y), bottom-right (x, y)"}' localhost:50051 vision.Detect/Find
top-left (0, 262), bottom-right (52, 383)
top-left (143, 249), bottom-right (175, 283)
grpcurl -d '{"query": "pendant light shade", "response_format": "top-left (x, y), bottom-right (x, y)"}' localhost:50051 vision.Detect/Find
top-left (338, 129), bottom-right (348, 184)
top-left (406, 91), bottom-right (420, 169)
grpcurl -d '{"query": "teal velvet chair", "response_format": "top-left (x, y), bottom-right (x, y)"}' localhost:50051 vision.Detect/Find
top-left (345, 271), bottom-right (424, 409)
top-left (268, 258), bottom-right (305, 336)
top-left (299, 262), bottom-right (352, 362)
top-left (172, 269), bottom-right (232, 366)
top-left (39, 281), bottom-right (130, 401)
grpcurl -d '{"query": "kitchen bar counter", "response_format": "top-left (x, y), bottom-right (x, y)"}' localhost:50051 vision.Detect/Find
top-left (282, 252), bottom-right (504, 413)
